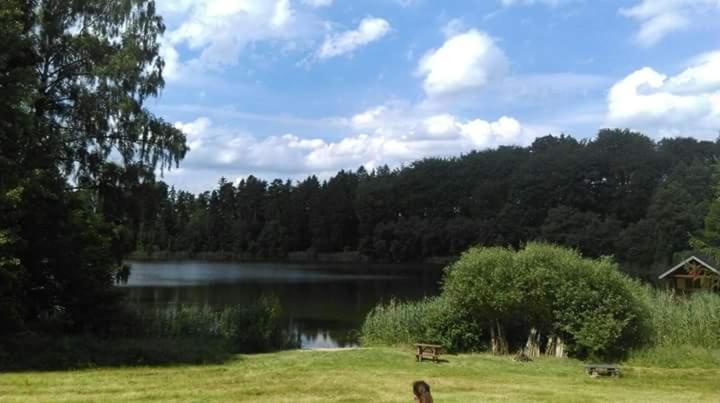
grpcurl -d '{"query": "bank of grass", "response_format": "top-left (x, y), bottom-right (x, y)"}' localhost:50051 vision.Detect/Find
top-left (0, 299), bottom-right (294, 371)
top-left (1, 348), bottom-right (719, 402)
top-left (640, 290), bottom-right (720, 349)
top-left (363, 245), bottom-right (720, 364)
top-left (627, 345), bottom-right (720, 369)
top-left (0, 335), bottom-right (232, 371)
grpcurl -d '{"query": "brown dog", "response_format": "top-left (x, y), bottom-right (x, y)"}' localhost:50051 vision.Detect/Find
top-left (412, 381), bottom-right (433, 403)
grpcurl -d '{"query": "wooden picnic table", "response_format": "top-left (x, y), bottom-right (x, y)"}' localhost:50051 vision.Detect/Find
top-left (584, 364), bottom-right (622, 377)
top-left (415, 343), bottom-right (442, 363)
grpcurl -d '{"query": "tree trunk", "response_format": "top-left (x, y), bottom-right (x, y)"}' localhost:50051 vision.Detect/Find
top-left (525, 327), bottom-right (541, 358)
top-left (490, 320), bottom-right (509, 355)
top-left (545, 335), bottom-right (567, 358)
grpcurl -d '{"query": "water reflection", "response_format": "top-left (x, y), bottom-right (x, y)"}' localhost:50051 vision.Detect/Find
top-left (122, 261), bottom-right (442, 348)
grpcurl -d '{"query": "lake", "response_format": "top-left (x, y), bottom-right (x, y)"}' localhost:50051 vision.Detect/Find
top-left (122, 261), bottom-right (443, 349)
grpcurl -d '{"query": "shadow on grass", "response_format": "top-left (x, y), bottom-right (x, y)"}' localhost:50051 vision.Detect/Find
top-left (0, 334), bottom-right (238, 372)
top-left (416, 357), bottom-right (451, 364)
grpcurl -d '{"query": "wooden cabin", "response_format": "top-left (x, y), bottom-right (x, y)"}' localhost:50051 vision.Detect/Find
top-left (658, 256), bottom-right (720, 293)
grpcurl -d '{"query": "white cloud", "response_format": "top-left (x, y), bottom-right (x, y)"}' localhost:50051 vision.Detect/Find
top-left (316, 17), bottom-right (391, 60)
top-left (459, 116), bottom-right (523, 147)
top-left (171, 105), bottom-right (537, 186)
top-left (620, 0), bottom-right (720, 47)
top-left (607, 50), bottom-right (720, 138)
top-left (442, 19), bottom-right (467, 37)
top-left (302, 0), bottom-right (333, 7)
top-left (417, 29), bottom-right (508, 96)
top-left (501, 0), bottom-right (581, 7)
top-left (174, 117), bottom-right (211, 152)
top-left (160, 41), bottom-right (182, 81)
top-left (272, 0), bottom-right (293, 27)
top-left (424, 114), bottom-right (458, 136)
top-left (156, 0), bottom-right (324, 79)
top-left (351, 106), bottom-right (388, 129)
top-left (306, 107), bottom-right (533, 170)
top-left (395, 0), bottom-right (416, 7)
top-left (667, 51), bottom-right (720, 93)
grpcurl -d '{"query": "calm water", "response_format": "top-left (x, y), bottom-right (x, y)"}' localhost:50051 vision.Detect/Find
top-left (121, 261), bottom-right (442, 349)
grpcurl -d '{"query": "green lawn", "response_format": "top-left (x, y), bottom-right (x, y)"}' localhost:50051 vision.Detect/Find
top-left (1, 348), bottom-right (718, 402)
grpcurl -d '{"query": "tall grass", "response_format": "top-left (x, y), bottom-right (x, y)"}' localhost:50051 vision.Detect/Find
top-left (135, 296), bottom-right (296, 353)
top-left (0, 297), bottom-right (296, 370)
top-left (361, 298), bottom-right (437, 347)
top-left (627, 345), bottom-right (720, 368)
top-left (360, 297), bottom-right (485, 351)
top-left (140, 305), bottom-right (223, 338)
top-left (640, 289), bottom-right (720, 349)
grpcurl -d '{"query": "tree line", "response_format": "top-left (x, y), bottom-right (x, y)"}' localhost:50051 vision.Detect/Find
top-left (133, 131), bottom-right (720, 279)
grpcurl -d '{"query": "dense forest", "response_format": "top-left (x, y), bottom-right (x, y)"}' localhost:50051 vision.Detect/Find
top-left (131, 131), bottom-right (720, 280)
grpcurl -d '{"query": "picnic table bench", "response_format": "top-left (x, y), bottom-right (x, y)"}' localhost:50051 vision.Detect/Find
top-left (415, 343), bottom-right (442, 363)
top-left (584, 364), bottom-right (621, 377)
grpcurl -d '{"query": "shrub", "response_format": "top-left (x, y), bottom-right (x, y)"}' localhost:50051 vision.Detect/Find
top-left (362, 243), bottom-right (651, 359)
top-left (0, 297), bottom-right (294, 370)
top-left (440, 243), bottom-right (650, 358)
top-left (360, 297), bottom-right (484, 352)
top-left (134, 296), bottom-right (294, 353)
top-left (140, 305), bottom-right (221, 339)
top-left (361, 298), bottom-right (436, 347)
top-left (218, 296), bottom-right (286, 353)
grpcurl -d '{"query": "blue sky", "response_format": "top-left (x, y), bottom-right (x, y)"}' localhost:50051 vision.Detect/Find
top-left (150, 0), bottom-right (720, 192)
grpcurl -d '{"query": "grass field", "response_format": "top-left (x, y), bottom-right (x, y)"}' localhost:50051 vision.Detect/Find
top-left (1, 348), bottom-right (719, 402)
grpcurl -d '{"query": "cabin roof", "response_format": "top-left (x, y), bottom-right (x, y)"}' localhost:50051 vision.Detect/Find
top-left (658, 255), bottom-right (720, 280)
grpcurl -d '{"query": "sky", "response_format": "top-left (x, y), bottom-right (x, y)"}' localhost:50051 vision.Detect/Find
top-left (149, 0), bottom-right (720, 192)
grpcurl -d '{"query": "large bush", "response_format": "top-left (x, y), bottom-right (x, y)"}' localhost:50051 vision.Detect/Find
top-left (361, 297), bottom-right (484, 351)
top-left (362, 243), bottom-right (652, 358)
top-left (441, 243), bottom-right (650, 358)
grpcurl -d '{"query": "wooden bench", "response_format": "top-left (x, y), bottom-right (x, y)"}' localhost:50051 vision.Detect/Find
top-left (415, 343), bottom-right (442, 363)
top-left (584, 364), bottom-right (621, 377)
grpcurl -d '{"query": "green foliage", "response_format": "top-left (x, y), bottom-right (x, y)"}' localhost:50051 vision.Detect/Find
top-left (0, 0), bottom-right (34, 336)
top-left (627, 345), bottom-right (720, 369)
top-left (361, 298), bottom-right (440, 347)
top-left (217, 296), bottom-right (287, 353)
top-left (541, 206), bottom-right (621, 258)
top-left (364, 244), bottom-right (651, 359)
top-left (690, 165), bottom-right (720, 261)
top-left (0, 0), bottom-right (188, 335)
top-left (0, 335), bottom-right (231, 371)
top-left (442, 243), bottom-right (649, 358)
top-left (138, 304), bottom-right (222, 339)
top-left (0, 253), bottom-right (23, 333)
top-left (1, 297), bottom-right (293, 370)
top-left (363, 243), bottom-right (720, 364)
top-left (135, 297), bottom-right (293, 353)
top-left (634, 288), bottom-right (720, 349)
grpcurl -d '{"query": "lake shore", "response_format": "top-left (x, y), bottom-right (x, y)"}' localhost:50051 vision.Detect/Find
top-left (126, 250), bottom-right (453, 271)
top-left (2, 348), bottom-right (719, 402)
